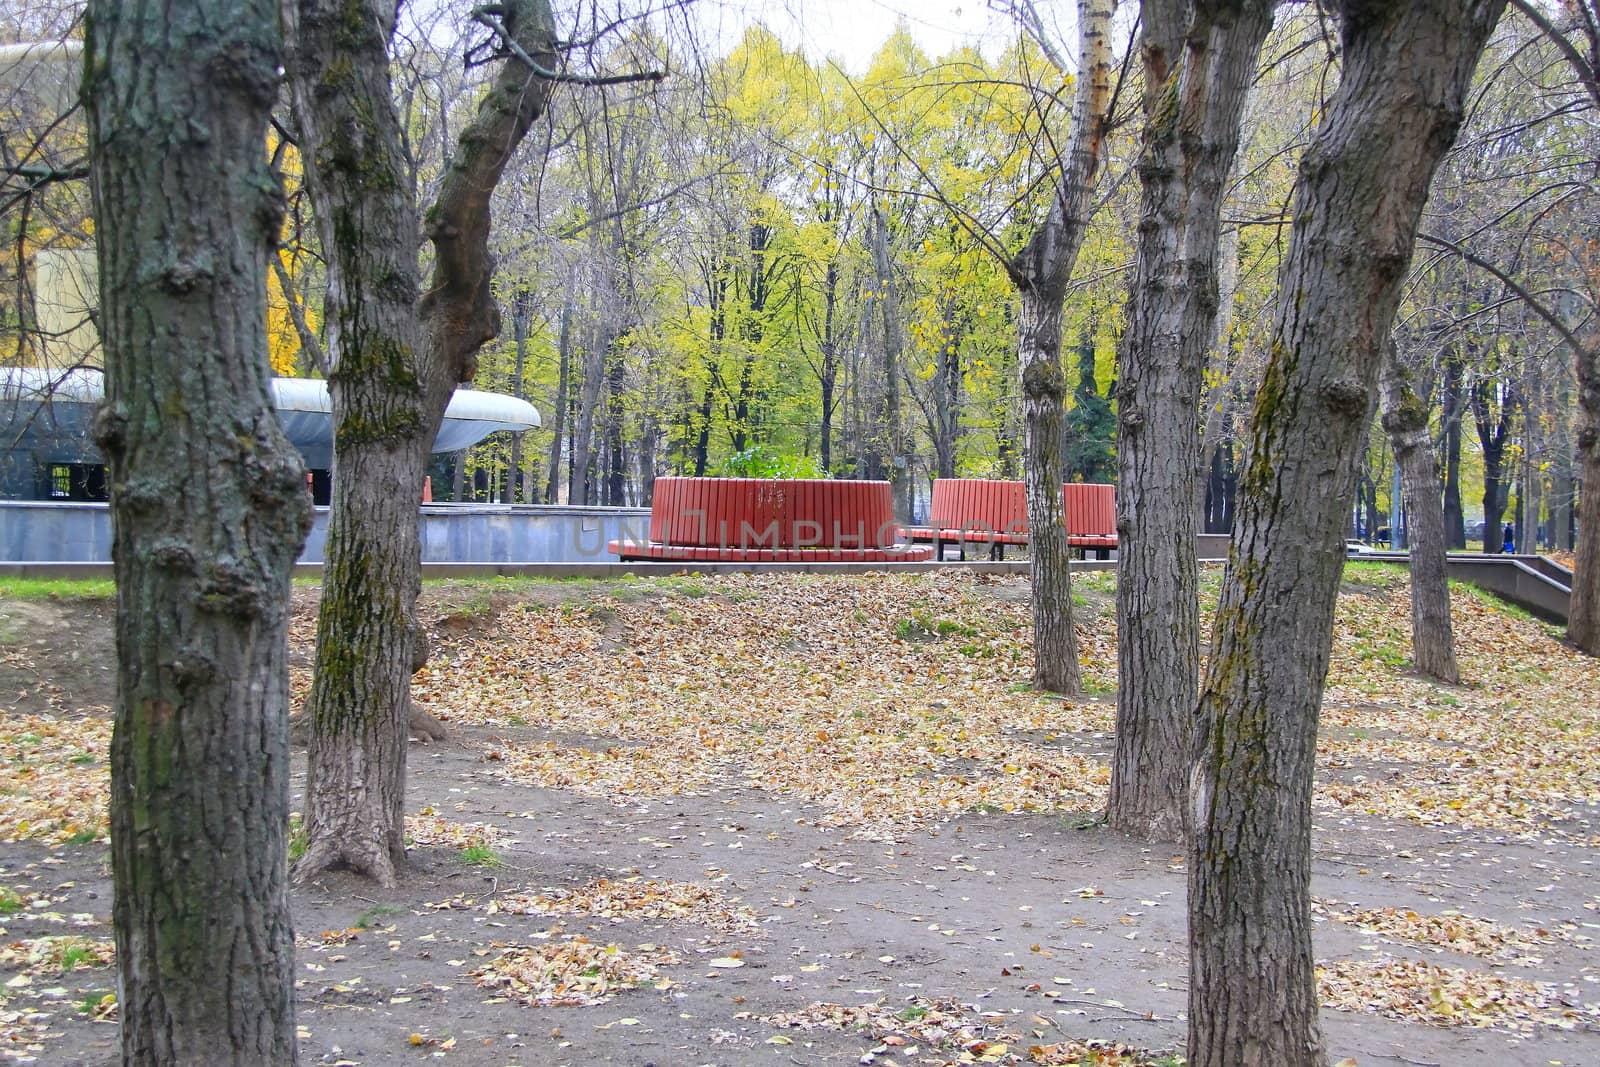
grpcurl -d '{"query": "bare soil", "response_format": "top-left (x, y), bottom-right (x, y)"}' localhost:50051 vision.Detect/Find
top-left (2, 575), bottom-right (1597, 1067)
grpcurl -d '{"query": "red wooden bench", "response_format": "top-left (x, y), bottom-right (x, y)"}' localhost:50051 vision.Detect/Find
top-left (608, 477), bottom-right (934, 562)
top-left (902, 479), bottom-right (1029, 560)
top-left (904, 479), bottom-right (1118, 560)
top-left (1061, 482), bottom-right (1117, 558)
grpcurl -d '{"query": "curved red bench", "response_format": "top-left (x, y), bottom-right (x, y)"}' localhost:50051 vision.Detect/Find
top-left (904, 479), bottom-right (1117, 559)
top-left (902, 479), bottom-right (1029, 560)
top-left (609, 477), bottom-right (933, 562)
top-left (1061, 482), bottom-right (1117, 556)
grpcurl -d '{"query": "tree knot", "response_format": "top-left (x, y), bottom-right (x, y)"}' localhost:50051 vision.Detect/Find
top-left (92, 402), bottom-right (128, 455)
top-left (1320, 378), bottom-right (1368, 419)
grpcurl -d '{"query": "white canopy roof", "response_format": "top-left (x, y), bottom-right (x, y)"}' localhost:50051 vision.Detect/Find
top-left (269, 376), bottom-right (540, 458)
top-left (3, 369), bottom-right (540, 465)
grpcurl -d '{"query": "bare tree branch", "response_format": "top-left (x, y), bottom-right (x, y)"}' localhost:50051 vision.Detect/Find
top-left (470, 4), bottom-right (665, 86)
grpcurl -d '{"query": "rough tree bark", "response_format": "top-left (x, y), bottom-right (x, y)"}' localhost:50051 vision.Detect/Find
top-left (819, 258), bottom-right (841, 474)
top-left (508, 290), bottom-right (532, 504)
top-left (1108, 0), bottom-right (1274, 840)
top-left (932, 298), bottom-right (964, 480)
top-left (1009, 0), bottom-right (1116, 694)
top-left (570, 237), bottom-right (608, 503)
top-left (1380, 347), bottom-right (1460, 683)
top-left (1188, 3), bottom-right (1504, 1064)
top-left (84, 0), bottom-right (310, 1060)
top-left (871, 205), bottom-right (908, 518)
top-left (286, 0), bottom-right (560, 885)
top-left (1441, 344), bottom-right (1467, 548)
top-left (545, 296), bottom-right (573, 503)
top-left (1573, 334), bottom-right (1600, 652)
top-left (1473, 369), bottom-right (1516, 553)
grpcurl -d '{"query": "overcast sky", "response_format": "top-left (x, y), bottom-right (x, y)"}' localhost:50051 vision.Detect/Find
top-left (688, 0), bottom-right (1034, 73)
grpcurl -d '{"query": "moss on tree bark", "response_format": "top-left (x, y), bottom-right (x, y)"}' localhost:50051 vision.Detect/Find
top-left (85, 0), bottom-right (310, 1059)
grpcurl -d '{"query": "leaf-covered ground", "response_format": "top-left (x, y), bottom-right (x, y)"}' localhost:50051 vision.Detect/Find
top-left (2, 566), bottom-right (1598, 1065)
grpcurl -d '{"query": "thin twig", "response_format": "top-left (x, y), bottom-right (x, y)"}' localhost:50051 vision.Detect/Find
top-left (470, 5), bottom-right (664, 87)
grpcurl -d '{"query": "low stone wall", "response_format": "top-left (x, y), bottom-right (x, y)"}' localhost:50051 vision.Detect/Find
top-left (3, 500), bottom-right (1240, 569)
top-left (1, 502), bottom-right (111, 562)
top-left (1, 500), bottom-right (651, 565)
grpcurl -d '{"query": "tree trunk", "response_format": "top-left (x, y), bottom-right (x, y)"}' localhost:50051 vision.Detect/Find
top-left (1007, 0), bottom-right (1115, 695)
top-left (1570, 336), bottom-right (1600, 652)
top-left (508, 291), bottom-right (531, 504)
top-left (84, 0), bottom-right (309, 1059)
top-left (1019, 289), bottom-right (1081, 693)
top-left (1360, 470), bottom-right (1379, 540)
top-left (285, 0), bottom-right (429, 886)
top-left (571, 318), bottom-right (610, 505)
top-left (1380, 348), bottom-right (1459, 682)
top-left (997, 420), bottom-right (1019, 479)
top-left (820, 357), bottom-right (837, 474)
top-left (1441, 345), bottom-right (1467, 548)
top-left (819, 258), bottom-right (840, 474)
top-left (287, 0), bottom-right (559, 885)
top-left (693, 376), bottom-right (714, 476)
top-left (544, 295), bottom-right (573, 503)
top-left (1065, 331), bottom-right (1112, 483)
top-left (1551, 364), bottom-right (1574, 551)
top-left (870, 205), bottom-right (908, 517)
top-left (1523, 357), bottom-right (1547, 551)
top-left (1188, 4), bottom-right (1503, 1065)
top-left (452, 450), bottom-right (467, 501)
top-left (860, 207), bottom-right (898, 489)
top-left (605, 335), bottom-right (626, 505)
top-left (1196, 226), bottom-right (1241, 520)
top-left (931, 297), bottom-right (964, 481)
top-left (637, 410), bottom-right (658, 505)
top-left (1110, 0), bottom-right (1274, 841)
top-left (1474, 374), bottom-right (1515, 553)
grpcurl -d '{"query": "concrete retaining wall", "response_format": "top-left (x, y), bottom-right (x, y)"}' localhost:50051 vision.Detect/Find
top-left (1358, 551), bottom-right (1572, 623)
top-left (1, 500), bottom-right (652, 565)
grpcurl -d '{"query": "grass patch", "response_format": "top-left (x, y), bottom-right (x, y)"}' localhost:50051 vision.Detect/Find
top-left (1340, 560), bottom-right (1409, 590)
top-left (57, 941), bottom-right (100, 971)
top-left (460, 844), bottom-right (502, 868)
top-left (893, 611), bottom-right (978, 641)
top-left (0, 886), bottom-right (23, 913)
top-left (354, 903), bottom-right (402, 929)
top-left (0, 577), bottom-right (116, 600)
top-left (423, 575), bottom-right (587, 593)
top-left (1453, 579), bottom-right (1540, 624)
top-left (76, 991), bottom-right (115, 1018)
top-left (1072, 570), bottom-right (1117, 594)
top-left (438, 589), bottom-right (496, 621)
top-left (654, 576), bottom-right (710, 598)
top-left (1081, 676), bottom-right (1115, 696)
top-left (287, 814), bottom-right (307, 864)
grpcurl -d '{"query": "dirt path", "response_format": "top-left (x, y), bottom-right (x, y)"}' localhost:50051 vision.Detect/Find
top-left (2, 571), bottom-right (1597, 1066)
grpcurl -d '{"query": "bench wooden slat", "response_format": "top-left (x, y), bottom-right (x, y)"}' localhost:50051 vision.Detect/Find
top-left (908, 479), bottom-right (1116, 553)
top-left (618, 477), bottom-right (912, 560)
